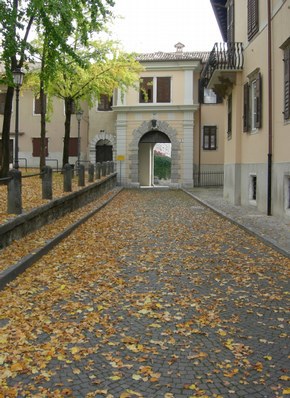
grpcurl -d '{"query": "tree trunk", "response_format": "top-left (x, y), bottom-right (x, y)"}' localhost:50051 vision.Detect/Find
top-left (62, 97), bottom-right (73, 168)
top-left (0, 86), bottom-right (14, 177)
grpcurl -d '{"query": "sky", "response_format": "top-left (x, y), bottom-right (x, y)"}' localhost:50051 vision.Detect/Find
top-left (107, 0), bottom-right (223, 54)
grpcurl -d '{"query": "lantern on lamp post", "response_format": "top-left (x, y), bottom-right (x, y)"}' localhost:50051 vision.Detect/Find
top-left (12, 68), bottom-right (25, 169)
top-left (76, 110), bottom-right (83, 172)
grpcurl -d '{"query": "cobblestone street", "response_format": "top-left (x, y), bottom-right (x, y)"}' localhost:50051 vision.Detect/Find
top-left (0, 189), bottom-right (289, 398)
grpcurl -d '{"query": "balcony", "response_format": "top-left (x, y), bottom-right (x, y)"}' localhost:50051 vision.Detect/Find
top-left (201, 42), bottom-right (244, 97)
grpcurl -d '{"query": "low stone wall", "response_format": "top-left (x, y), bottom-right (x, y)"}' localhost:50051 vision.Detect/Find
top-left (0, 173), bottom-right (117, 250)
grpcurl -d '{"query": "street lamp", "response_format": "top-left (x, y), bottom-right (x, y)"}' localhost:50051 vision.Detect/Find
top-left (12, 68), bottom-right (25, 169)
top-left (76, 109), bottom-right (83, 172)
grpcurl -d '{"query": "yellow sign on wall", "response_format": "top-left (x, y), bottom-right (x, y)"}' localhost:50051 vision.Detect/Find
top-left (116, 155), bottom-right (125, 161)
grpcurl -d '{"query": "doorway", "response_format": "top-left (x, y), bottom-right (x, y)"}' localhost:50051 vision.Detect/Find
top-left (95, 139), bottom-right (113, 163)
top-left (138, 131), bottom-right (171, 187)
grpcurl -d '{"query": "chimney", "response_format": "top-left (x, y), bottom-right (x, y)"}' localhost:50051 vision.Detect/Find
top-left (175, 42), bottom-right (185, 53)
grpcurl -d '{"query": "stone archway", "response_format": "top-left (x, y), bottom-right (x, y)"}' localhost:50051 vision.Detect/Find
top-left (89, 132), bottom-right (116, 163)
top-left (129, 120), bottom-right (180, 187)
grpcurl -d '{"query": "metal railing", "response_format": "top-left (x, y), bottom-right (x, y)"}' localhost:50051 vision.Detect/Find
top-left (193, 171), bottom-right (224, 187)
top-left (201, 42), bottom-right (244, 85)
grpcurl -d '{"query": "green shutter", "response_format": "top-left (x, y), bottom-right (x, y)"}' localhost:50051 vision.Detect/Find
top-left (255, 73), bottom-right (262, 128)
top-left (243, 82), bottom-right (249, 132)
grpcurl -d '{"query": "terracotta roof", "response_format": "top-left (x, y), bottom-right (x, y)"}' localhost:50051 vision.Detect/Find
top-left (136, 51), bottom-right (210, 63)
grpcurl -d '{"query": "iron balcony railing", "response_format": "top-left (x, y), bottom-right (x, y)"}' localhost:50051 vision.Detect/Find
top-left (201, 42), bottom-right (244, 85)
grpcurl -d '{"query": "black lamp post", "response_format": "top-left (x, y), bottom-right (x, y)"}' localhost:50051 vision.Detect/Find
top-left (12, 68), bottom-right (25, 169)
top-left (76, 110), bottom-right (83, 172)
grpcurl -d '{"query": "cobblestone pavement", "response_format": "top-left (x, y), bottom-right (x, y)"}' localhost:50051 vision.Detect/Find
top-left (185, 188), bottom-right (290, 258)
top-left (0, 189), bottom-right (289, 398)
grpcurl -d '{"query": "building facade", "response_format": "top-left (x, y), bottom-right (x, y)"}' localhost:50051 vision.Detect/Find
top-left (1, 44), bottom-right (225, 188)
top-left (203, 0), bottom-right (290, 218)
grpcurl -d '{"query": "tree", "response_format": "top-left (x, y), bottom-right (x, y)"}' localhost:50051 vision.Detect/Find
top-left (0, 0), bottom-right (114, 177)
top-left (47, 40), bottom-right (142, 167)
top-left (154, 154), bottom-right (171, 180)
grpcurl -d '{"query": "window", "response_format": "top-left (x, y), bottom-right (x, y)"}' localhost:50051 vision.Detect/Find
top-left (0, 92), bottom-right (6, 114)
top-left (203, 126), bottom-right (217, 150)
top-left (98, 94), bottom-right (113, 111)
top-left (140, 77), bottom-right (153, 103)
top-left (283, 44), bottom-right (290, 121)
top-left (227, 0), bottom-right (234, 43)
top-left (248, 0), bottom-right (259, 41)
top-left (34, 94), bottom-right (47, 115)
top-left (139, 76), bottom-right (171, 103)
top-left (32, 138), bottom-right (48, 157)
top-left (68, 137), bottom-right (78, 156)
top-left (243, 72), bottom-right (262, 132)
top-left (227, 94), bottom-right (232, 140)
top-left (156, 77), bottom-right (171, 103)
top-left (249, 174), bottom-right (257, 202)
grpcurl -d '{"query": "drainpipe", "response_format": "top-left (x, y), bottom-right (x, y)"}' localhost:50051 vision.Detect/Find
top-left (198, 76), bottom-right (202, 185)
top-left (267, 0), bottom-right (273, 216)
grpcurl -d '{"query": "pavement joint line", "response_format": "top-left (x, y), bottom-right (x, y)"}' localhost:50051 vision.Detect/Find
top-left (182, 188), bottom-right (290, 260)
top-left (0, 187), bottom-right (123, 291)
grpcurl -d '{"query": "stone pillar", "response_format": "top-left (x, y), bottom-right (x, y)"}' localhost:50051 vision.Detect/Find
top-left (95, 163), bottom-right (101, 180)
top-left (106, 161), bottom-right (110, 175)
top-left (88, 163), bottom-right (94, 182)
top-left (7, 169), bottom-right (22, 214)
top-left (63, 163), bottom-right (72, 192)
top-left (78, 164), bottom-right (85, 187)
top-left (102, 162), bottom-right (106, 177)
top-left (42, 166), bottom-right (53, 200)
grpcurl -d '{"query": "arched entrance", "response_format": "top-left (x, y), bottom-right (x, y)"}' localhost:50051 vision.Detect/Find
top-left (95, 139), bottom-right (113, 163)
top-left (130, 120), bottom-right (180, 187)
top-left (89, 132), bottom-right (116, 164)
top-left (139, 131), bottom-right (171, 186)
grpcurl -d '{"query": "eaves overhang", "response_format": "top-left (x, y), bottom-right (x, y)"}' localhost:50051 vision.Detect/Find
top-left (210, 0), bottom-right (227, 42)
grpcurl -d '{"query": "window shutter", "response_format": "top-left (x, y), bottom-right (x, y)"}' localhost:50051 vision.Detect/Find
top-left (248, 0), bottom-right (259, 41)
top-left (35, 95), bottom-right (47, 114)
top-left (68, 137), bottom-right (78, 156)
top-left (0, 93), bottom-right (6, 114)
top-left (32, 138), bottom-right (48, 157)
top-left (227, 0), bottom-right (234, 43)
top-left (243, 82), bottom-right (249, 132)
top-left (198, 79), bottom-right (204, 103)
top-left (255, 72), bottom-right (262, 128)
top-left (284, 46), bottom-right (290, 120)
top-left (157, 77), bottom-right (171, 103)
top-left (98, 95), bottom-right (112, 111)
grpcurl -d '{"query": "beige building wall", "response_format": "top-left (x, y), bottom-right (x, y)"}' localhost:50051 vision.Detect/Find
top-left (209, 0), bottom-right (290, 217)
top-left (0, 88), bottom-right (89, 169)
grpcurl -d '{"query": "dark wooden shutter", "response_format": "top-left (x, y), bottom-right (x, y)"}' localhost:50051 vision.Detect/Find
top-left (227, 0), bottom-right (234, 43)
top-left (0, 93), bottom-right (6, 114)
top-left (243, 82), bottom-right (250, 132)
top-left (32, 138), bottom-right (48, 157)
top-left (157, 77), bottom-right (171, 103)
top-left (68, 137), bottom-right (78, 156)
top-left (255, 72), bottom-right (262, 128)
top-left (34, 95), bottom-right (47, 114)
top-left (139, 77), bottom-right (153, 103)
top-left (284, 46), bottom-right (290, 120)
top-left (98, 94), bottom-right (112, 111)
top-left (248, 0), bottom-right (259, 41)
top-left (198, 79), bottom-right (204, 104)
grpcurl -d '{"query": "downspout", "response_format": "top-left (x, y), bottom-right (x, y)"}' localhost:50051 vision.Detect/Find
top-left (198, 74), bottom-right (202, 185)
top-left (267, 0), bottom-right (273, 216)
